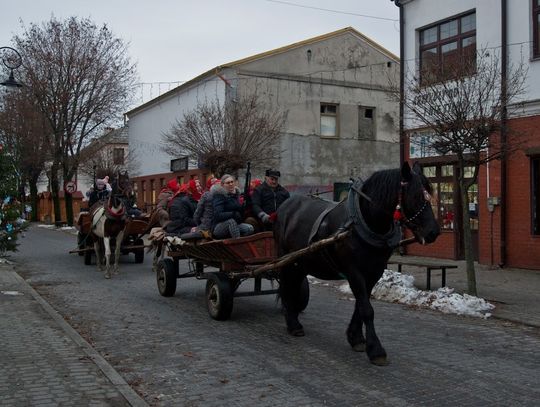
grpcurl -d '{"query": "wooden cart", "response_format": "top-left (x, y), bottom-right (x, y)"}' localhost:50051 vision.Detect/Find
top-left (74, 212), bottom-right (149, 265)
top-left (155, 231), bottom-right (310, 321)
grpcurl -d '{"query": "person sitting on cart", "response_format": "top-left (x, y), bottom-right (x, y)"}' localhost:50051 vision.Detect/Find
top-left (165, 183), bottom-right (197, 235)
top-left (157, 178), bottom-right (180, 210)
top-left (212, 174), bottom-right (254, 239)
top-left (192, 177), bottom-right (220, 237)
top-left (88, 176), bottom-right (112, 208)
top-left (188, 178), bottom-right (203, 202)
top-left (250, 169), bottom-right (290, 231)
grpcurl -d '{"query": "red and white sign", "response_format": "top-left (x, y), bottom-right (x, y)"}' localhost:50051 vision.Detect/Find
top-left (64, 181), bottom-right (77, 194)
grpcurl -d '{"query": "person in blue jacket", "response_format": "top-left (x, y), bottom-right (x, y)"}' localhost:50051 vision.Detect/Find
top-left (212, 174), bottom-right (254, 239)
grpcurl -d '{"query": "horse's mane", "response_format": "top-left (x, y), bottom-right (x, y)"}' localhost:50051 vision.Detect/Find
top-left (363, 169), bottom-right (401, 207)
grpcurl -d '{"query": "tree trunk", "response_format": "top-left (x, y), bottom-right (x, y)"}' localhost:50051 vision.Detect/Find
top-left (29, 181), bottom-right (39, 222)
top-left (64, 192), bottom-right (74, 226)
top-left (50, 163), bottom-right (63, 226)
top-left (459, 176), bottom-right (477, 296)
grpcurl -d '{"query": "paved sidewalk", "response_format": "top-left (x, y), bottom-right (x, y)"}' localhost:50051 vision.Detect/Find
top-left (0, 260), bottom-right (148, 407)
top-left (389, 254), bottom-right (540, 328)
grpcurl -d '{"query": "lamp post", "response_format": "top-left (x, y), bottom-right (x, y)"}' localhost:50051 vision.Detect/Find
top-left (0, 46), bottom-right (23, 88)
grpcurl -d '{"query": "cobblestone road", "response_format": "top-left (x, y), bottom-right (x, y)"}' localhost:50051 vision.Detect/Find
top-left (10, 226), bottom-right (540, 406)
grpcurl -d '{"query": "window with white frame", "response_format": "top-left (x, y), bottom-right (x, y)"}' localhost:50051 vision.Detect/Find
top-left (419, 11), bottom-right (476, 84)
top-left (320, 103), bottom-right (339, 137)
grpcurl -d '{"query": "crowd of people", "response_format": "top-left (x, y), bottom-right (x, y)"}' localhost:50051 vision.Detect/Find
top-left (157, 169), bottom-right (290, 240)
top-left (84, 168), bottom-right (290, 240)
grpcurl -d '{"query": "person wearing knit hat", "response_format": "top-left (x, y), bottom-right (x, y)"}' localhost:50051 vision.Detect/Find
top-left (206, 177), bottom-right (219, 191)
top-left (156, 178), bottom-right (179, 211)
top-left (211, 174), bottom-right (254, 239)
top-left (166, 182), bottom-right (198, 235)
top-left (188, 179), bottom-right (203, 202)
top-left (192, 178), bottom-right (220, 236)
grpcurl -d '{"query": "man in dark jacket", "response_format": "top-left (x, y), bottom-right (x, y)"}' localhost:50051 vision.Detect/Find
top-left (251, 169), bottom-right (290, 231)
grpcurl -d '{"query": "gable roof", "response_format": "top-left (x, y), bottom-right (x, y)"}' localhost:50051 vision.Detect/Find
top-left (126, 27), bottom-right (399, 117)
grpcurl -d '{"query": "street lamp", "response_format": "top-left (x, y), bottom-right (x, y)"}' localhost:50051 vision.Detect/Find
top-left (0, 46), bottom-right (23, 88)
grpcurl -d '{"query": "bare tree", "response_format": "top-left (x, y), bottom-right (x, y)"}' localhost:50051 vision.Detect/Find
top-left (161, 95), bottom-right (286, 177)
top-left (14, 17), bottom-right (137, 225)
top-left (0, 88), bottom-right (50, 221)
top-left (392, 49), bottom-right (527, 295)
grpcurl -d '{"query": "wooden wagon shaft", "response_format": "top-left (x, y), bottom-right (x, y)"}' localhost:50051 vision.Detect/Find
top-left (249, 230), bottom-right (351, 276)
top-left (248, 233), bottom-right (419, 277)
top-left (69, 243), bottom-right (150, 254)
top-left (69, 247), bottom-right (94, 254)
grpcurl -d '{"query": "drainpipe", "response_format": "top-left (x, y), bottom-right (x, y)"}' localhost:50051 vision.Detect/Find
top-left (391, 0), bottom-right (405, 165)
top-left (399, 3), bottom-right (405, 166)
top-left (500, 0), bottom-right (508, 267)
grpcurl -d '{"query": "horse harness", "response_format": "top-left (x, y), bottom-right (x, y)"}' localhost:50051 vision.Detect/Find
top-left (306, 177), bottom-right (431, 273)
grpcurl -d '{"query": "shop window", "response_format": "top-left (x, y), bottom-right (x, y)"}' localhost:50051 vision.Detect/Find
top-left (422, 163), bottom-right (477, 230)
top-left (534, 0), bottom-right (540, 58)
top-left (358, 106), bottom-right (375, 140)
top-left (419, 11), bottom-right (476, 84)
top-left (320, 103), bottom-right (339, 137)
top-left (532, 157), bottom-right (540, 235)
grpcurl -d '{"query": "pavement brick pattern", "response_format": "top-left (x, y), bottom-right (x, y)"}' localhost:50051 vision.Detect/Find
top-left (0, 269), bottom-right (129, 406)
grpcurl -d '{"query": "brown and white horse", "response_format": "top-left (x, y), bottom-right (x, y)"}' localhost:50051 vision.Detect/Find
top-left (90, 172), bottom-right (131, 279)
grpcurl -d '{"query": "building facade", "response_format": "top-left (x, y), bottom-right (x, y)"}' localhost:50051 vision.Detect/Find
top-left (396, 0), bottom-right (540, 269)
top-left (125, 27), bottom-right (401, 209)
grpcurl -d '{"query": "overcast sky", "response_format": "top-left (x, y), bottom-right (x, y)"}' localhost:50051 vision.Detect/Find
top-left (2, 0), bottom-right (400, 104)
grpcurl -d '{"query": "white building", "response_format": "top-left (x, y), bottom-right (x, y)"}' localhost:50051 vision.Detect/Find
top-left (125, 27), bottom-right (401, 205)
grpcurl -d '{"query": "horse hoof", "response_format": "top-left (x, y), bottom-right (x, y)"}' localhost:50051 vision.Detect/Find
top-left (352, 343), bottom-right (366, 352)
top-left (104, 273), bottom-right (111, 279)
top-left (288, 328), bottom-right (305, 337)
top-left (370, 356), bottom-right (389, 366)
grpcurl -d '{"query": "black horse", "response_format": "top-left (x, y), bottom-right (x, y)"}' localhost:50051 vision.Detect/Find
top-left (274, 162), bottom-right (440, 365)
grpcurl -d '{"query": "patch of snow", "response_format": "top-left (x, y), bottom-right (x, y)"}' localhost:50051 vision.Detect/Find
top-left (37, 224), bottom-right (56, 229)
top-left (1, 291), bottom-right (23, 296)
top-left (60, 226), bottom-right (76, 231)
top-left (336, 269), bottom-right (494, 319)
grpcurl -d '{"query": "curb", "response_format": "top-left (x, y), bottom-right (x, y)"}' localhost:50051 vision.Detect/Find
top-left (9, 269), bottom-right (149, 407)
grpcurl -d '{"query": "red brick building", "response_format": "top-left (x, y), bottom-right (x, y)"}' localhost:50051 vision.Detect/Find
top-left (396, 0), bottom-right (540, 270)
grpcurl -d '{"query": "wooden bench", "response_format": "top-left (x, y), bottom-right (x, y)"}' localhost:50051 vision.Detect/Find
top-left (386, 259), bottom-right (458, 290)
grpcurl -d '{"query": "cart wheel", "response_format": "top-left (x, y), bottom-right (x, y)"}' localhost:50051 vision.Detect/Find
top-left (156, 258), bottom-right (177, 297)
top-left (298, 276), bottom-right (310, 312)
top-left (206, 273), bottom-right (233, 321)
top-left (77, 232), bottom-right (85, 256)
top-left (134, 239), bottom-right (145, 263)
top-left (84, 249), bottom-right (92, 265)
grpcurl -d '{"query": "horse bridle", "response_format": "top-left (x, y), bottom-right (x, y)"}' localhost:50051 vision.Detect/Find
top-left (393, 181), bottom-right (432, 230)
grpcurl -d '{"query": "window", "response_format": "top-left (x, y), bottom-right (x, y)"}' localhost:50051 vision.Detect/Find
top-left (423, 164), bottom-right (478, 230)
top-left (358, 106), bottom-right (376, 140)
top-left (532, 157), bottom-right (540, 234)
top-left (419, 12), bottom-right (476, 84)
top-left (150, 180), bottom-right (155, 204)
top-left (113, 148), bottom-right (125, 165)
top-left (534, 0), bottom-right (540, 58)
top-left (320, 103), bottom-right (338, 137)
